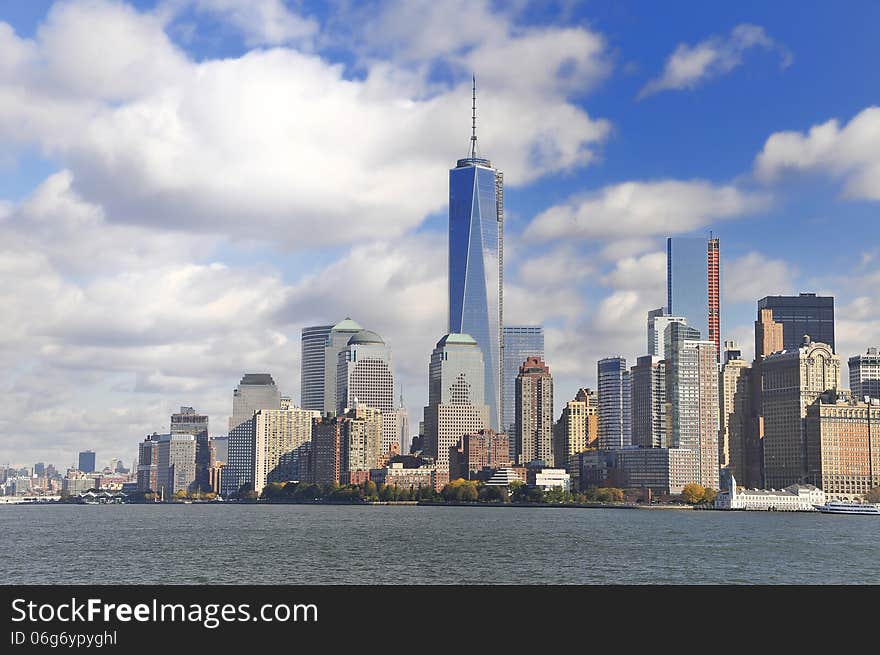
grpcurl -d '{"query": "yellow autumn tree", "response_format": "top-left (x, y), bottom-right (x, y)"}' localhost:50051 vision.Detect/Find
top-left (681, 483), bottom-right (706, 504)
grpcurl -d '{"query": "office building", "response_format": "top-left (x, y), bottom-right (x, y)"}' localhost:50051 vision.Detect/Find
top-left (78, 451), bottom-right (96, 474)
top-left (755, 307), bottom-right (784, 358)
top-left (612, 447), bottom-right (697, 495)
top-left (757, 293), bottom-right (835, 352)
top-left (223, 373), bottom-right (281, 496)
top-left (310, 417), bottom-right (341, 485)
top-left (371, 461), bottom-right (437, 490)
top-left (336, 330), bottom-right (394, 415)
top-left (253, 408), bottom-right (318, 493)
top-left (448, 82), bottom-right (503, 430)
top-left (137, 433), bottom-right (162, 492)
top-left (170, 406), bottom-right (211, 492)
top-left (719, 343), bottom-right (752, 483)
top-left (423, 333), bottom-right (490, 488)
top-left (156, 433), bottom-right (196, 498)
top-left (323, 318), bottom-right (364, 416)
top-left (301, 324), bottom-right (333, 412)
top-left (805, 391), bottom-right (880, 501)
top-left (715, 475), bottom-right (826, 510)
top-left (665, 322), bottom-right (720, 489)
top-left (553, 389), bottom-right (598, 484)
top-left (848, 347), bottom-right (880, 401)
top-left (502, 326), bottom-right (544, 437)
top-left (528, 468), bottom-right (571, 493)
top-left (631, 355), bottom-right (666, 449)
top-left (339, 405), bottom-right (383, 485)
top-left (666, 236), bottom-right (721, 359)
top-left (598, 357), bottom-right (631, 450)
top-left (647, 308), bottom-right (686, 358)
top-left (515, 356), bottom-right (554, 466)
top-left (762, 336), bottom-right (840, 489)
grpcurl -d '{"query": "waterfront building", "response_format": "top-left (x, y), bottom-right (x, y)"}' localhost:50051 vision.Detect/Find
top-left (848, 347), bottom-right (880, 401)
top-left (715, 474), bottom-right (825, 510)
top-left (631, 355), bottom-right (666, 449)
top-left (757, 293), bottom-right (835, 352)
top-left (666, 236), bottom-right (721, 359)
top-left (423, 333), bottom-right (490, 488)
top-left (448, 81), bottom-right (503, 431)
top-left (449, 429), bottom-right (510, 480)
top-left (720, 343), bottom-right (751, 481)
top-left (223, 373), bottom-right (281, 496)
top-left (253, 408), bottom-right (318, 493)
top-left (762, 336), bottom-right (840, 489)
top-left (156, 433), bottom-right (196, 498)
top-left (553, 389), bottom-right (595, 484)
top-left (528, 468), bottom-right (571, 493)
top-left (300, 324), bottom-right (333, 412)
top-left (612, 447), bottom-right (697, 495)
top-left (502, 326), bottom-right (544, 439)
top-left (62, 472), bottom-right (98, 496)
top-left (598, 357), bottom-right (631, 450)
top-left (805, 391), bottom-right (880, 501)
top-left (78, 451), bottom-right (96, 474)
top-left (647, 308), bottom-right (687, 358)
top-left (665, 322), bottom-right (720, 489)
top-left (515, 356), bottom-right (554, 466)
top-left (484, 467), bottom-right (527, 487)
top-left (370, 461), bottom-right (437, 490)
top-left (322, 318), bottom-right (364, 416)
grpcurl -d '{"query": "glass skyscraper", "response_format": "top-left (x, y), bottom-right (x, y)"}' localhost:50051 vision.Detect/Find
top-left (757, 293), bottom-right (835, 352)
top-left (300, 324), bottom-right (333, 412)
top-left (501, 326), bottom-right (544, 436)
top-left (666, 236), bottom-right (720, 360)
top-left (448, 85), bottom-right (503, 431)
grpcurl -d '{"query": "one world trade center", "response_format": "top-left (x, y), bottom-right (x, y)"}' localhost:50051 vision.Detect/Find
top-left (448, 78), bottom-right (503, 430)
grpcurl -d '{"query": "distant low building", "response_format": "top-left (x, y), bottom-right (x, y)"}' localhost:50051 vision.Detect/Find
top-left (528, 468), bottom-right (570, 493)
top-left (370, 462), bottom-right (436, 490)
top-left (612, 446), bottom-right (696, 495)
top-left (715, 475), bottom-right (825, 511)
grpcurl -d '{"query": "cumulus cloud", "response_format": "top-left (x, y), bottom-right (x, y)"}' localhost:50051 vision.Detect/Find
top-left (754, 106), bottom-right (880, 200)
top-left (639, 23), bottom-right (791, 99)
top-left (180, 0), bottom-right (319, 47)
top-left (525, 179), bottom-right (770, 241)
top-left (0, 0), bottom-right (611, 251)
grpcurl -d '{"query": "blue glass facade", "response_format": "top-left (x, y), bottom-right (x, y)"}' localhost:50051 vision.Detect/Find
top-left (667, 237), bottom-right (708, 341)
top-left (502, 326), bottom-right (544, 435)
top-left (449, 158), bottom-right (502, 430)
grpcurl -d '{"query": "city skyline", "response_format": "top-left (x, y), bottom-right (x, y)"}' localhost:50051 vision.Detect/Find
top-left (3, 1), bottom-right (880, 467)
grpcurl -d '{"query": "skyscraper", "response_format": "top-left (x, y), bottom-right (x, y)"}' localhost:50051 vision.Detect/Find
top-left (253, 408), bottom-right (317, 493)
top-left (597, 357), bottom-right (631, 450)
top-left (336, 330), bottom-right (394, 415)
top-left (156, 433), bottom-right (196, 498)
top-left (666, 236), bottom-right (721, 360)
top-left (78, 450), bottom-right (96, 473)
top-left (849, 347), bottom-right (880, 401)
top-left (301, 324), bottom-right (333, 412)
top-left (754, 308), bottom-right (784, 358)
top-left (630, 355), bottom-right (666, 448)
top-left (501, 326), bottom-right (544, 437)
top-left (553, 388), bottom-right (597, 484)
top-left (757, 293), bottom-right (835, 352)
top-left (448, 79), bottom-right (503, 431)
top-left (647, 308), bottom-right (687, 358)
top-left (515, 356), bottom-right (554, 466)
top-left (762, 336), bottom-right (840, 488)
top-left (322, 318), bottom-right (364, 416)
top-left (665, 322), bottom-right (720, 489)
top-left (423, 333), bottom-right (490, 488)
top-left (222, 373), bottom-right (281, 496)
top-left (170, 406), bottom-right (211, 492)
top-left (719, 342), bottom-right (751, 482)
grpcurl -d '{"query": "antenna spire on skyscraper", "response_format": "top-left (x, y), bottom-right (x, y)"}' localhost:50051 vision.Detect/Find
top-left (470, 74), bottom-right (477, 159)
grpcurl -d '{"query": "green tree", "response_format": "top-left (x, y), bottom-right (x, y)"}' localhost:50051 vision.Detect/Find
top-left (544, 487), bottom-right (565, 503)
top-left (595, 487), bottom-right (624, 503)
top-left (478, 485), bottom-right (507, 503)
top-left (864, 486), bottom-right (880, 503)
top-left (509, 480), bottom-right (526, 502)
top-left (261, 482), bottom-right (284, 499)
top-left (681, 483), bottom-right (706, 505)
top-left (701, 488), bottom-right (718, 504)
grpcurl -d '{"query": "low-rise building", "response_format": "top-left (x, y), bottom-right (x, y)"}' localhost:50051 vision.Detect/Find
top-left (715, 475), bottom-right (825, 510)
top-left (528, 468), bottom-right (570, 493)
top-left (370, 462), bottom-right (436, 490)
top-left (612, 447), bottom-right (696, 495)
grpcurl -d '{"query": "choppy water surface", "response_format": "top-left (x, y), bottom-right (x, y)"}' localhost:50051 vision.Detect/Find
top-left (1, 504), bottom-right (877, 584)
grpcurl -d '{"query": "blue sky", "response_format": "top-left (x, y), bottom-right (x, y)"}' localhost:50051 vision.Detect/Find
top-left (1, 0), bottom-right (879, 468)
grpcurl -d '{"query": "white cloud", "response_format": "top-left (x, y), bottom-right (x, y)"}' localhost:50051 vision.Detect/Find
top-left (0, 0), bottom-right (611, 251)
top-left (640, 23), bottom-right (791, 99)
top-left (722, 251), bottom-right (797, 304)
top-left (754, 106), bottom-right (880, 200)
top-left (525, 179), bottom-right (769, 241)
top-left (600, 251), bottom-right (666, 295)
top-left (185, 0), bottom-right (318, 46)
